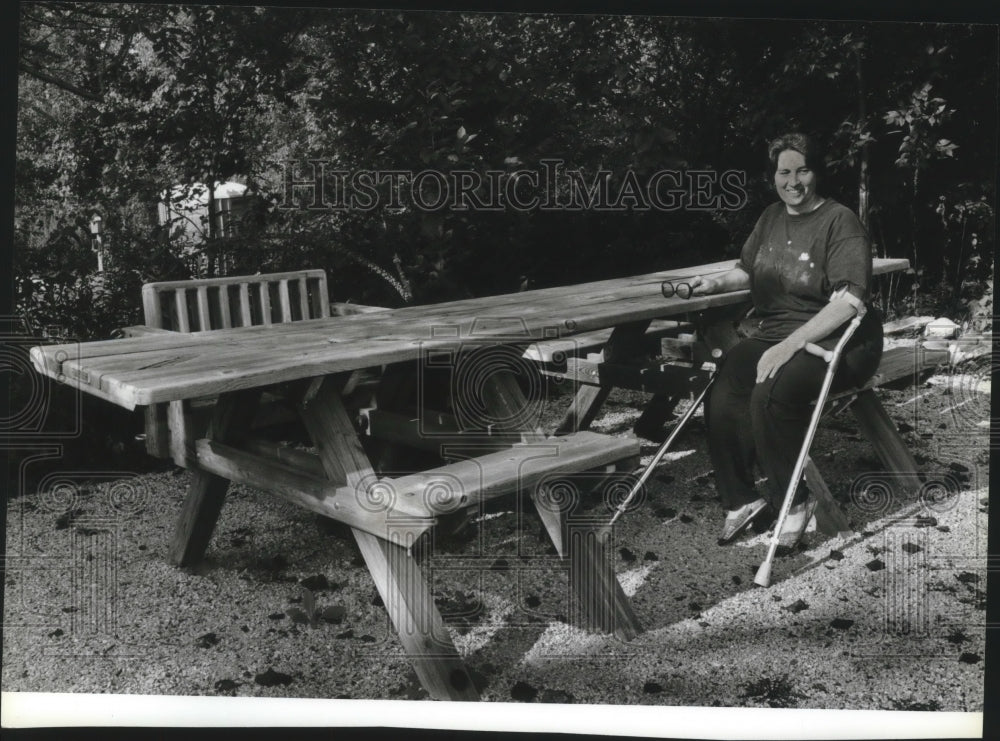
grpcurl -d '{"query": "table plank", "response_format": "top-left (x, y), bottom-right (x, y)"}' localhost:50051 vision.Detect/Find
top-left (30, 259), bottom-right (910, 409)
top-left (37, 262), bottom-right (744, 359)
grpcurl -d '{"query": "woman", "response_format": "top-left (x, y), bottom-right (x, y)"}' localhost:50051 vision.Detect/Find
top-left (688, 132), bottom-right (883, 548)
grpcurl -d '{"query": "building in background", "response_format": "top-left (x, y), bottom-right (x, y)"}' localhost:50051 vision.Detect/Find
top-left (158, 181), bottom-right (256, 276)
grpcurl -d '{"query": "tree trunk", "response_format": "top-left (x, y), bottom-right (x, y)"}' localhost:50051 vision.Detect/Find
top-left (910, 165), bottom-right (920, 314)
top-left (206, 176), bottom-right (217, 278)
top-left (854, 44), bottom-right (871, 235)
top-left (911, 168), bottom-right (920, 280)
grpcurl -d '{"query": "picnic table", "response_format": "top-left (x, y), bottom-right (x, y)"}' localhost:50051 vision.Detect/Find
top-left (29, 257), bottom-right (911, 701)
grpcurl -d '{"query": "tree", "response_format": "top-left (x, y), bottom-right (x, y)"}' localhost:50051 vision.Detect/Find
top-left (15, 6), bottom-right (997, 337)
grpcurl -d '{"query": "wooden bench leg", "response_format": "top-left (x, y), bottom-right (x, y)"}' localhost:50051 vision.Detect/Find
top-left (804, 458), bottom-right (854, 537)
top-left (796, 386), bottom-right (922, 538)
top-left (297, 375), bottom-right (479, 701)
top-left (482, 369), bottom-right (642, 640)
top-left (555, 385), bottom-right (611, 435)
top-left (353, 528), bottom-right (479, 700)
top-left (567, 518), bottom-right (643, 640)
top-left (632, 393), bottom-right (681, 441)
top-left (169, 471), bottom-right (231, 567)
top-left (554, 320), bottom-right (653, 435)
top-left (144, 403), bottom-right (170, 458)
top-left (167, 400), bottom-right (193, 469)
top-left (169, 389), bottom-right (262, 567)
top-left (851, 388), bottom-right (922, 491)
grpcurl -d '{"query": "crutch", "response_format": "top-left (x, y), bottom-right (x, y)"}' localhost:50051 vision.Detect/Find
top-left (754, 312), bottom-right (864, 587)
top-left (608, 361), bottom-right (718, 527)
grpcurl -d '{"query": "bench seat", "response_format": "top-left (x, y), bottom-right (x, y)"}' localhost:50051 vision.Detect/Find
top-left (380, 430), bottom-right (639, 509)
top-left (824, 341), bottom-right (952, 407)
top-left (193, 430), bottom-right (640, 541)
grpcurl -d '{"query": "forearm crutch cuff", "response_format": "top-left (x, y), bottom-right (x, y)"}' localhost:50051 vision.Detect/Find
top-left (829, 286), bottom-right (867, 318)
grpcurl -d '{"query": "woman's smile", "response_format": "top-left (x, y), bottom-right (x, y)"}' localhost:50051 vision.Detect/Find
top-left (774, 149), bottom-right (819, 213)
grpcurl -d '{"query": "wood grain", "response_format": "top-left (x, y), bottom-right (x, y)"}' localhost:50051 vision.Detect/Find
top-left (168, 388), bottom-right (262, 566)
top-left (31, 260), bottom-right (911, 409)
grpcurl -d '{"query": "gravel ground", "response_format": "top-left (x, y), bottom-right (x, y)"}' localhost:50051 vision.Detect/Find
top-left (2, 356), bottom-right (990, 716)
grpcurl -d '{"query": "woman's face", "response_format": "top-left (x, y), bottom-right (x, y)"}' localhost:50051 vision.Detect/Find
top-left (774, 149), bottom-right (819, 213)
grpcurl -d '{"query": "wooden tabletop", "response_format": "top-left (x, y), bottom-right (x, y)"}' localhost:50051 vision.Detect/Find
top-left (30, 258), bottom-right (909, 410)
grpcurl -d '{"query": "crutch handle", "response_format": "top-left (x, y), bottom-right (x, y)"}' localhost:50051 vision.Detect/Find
top-left (805, 343), bottom-right (833, 362)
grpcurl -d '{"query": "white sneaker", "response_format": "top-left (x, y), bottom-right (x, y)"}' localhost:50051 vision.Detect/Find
top-left (777, 499), bottom-right (818, 548)
top-left (719, 497), bottom-right (768, 542)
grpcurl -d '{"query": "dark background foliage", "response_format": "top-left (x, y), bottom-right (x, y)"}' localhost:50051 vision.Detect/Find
top-left (15, 6), bottom-right (997, 339)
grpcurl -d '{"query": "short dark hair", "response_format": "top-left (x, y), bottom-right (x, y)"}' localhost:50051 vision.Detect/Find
top-left (767, 132), bottom-right (827, 181)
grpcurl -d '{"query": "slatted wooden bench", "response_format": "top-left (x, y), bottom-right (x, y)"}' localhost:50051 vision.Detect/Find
top-left (193, 429), bottom-right (639, 541)
top-left (141, 269), bottom-right (331, 331)
top-left (122, 269), bottom-right (386, 462)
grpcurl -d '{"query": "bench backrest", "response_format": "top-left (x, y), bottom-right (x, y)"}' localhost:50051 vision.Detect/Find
top-left (141, 269), bottom-right (330, 332)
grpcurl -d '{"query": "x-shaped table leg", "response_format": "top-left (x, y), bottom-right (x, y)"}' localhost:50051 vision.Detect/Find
top-left (169, 388), bottom-right (263, 567)
top-left (480, 367), bottom-right (642, 641)
top-left (296, 375), bottom-right (480, 701)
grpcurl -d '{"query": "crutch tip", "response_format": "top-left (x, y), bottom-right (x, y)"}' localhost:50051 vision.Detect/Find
top-left (753, 562), bottom-right (772, 587)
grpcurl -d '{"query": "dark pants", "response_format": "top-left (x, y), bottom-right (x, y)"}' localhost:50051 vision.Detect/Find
top-left (705, 312), bottom-right (882, 511)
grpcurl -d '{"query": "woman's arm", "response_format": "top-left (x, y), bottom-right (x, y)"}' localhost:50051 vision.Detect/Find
top-left (689, 262), bottom-right (860, 381)
top-left (755, 298), bottom-right (858, 382)
top-left (689, 267), bottom-right (750, 295)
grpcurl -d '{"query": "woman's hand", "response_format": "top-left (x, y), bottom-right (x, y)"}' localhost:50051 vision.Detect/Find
top-left (756, 339), bottom-right (802, 382)
top-left (688, 275), bottom-right (716, 296)
top-left (689, 268), bottom-right (751, 296)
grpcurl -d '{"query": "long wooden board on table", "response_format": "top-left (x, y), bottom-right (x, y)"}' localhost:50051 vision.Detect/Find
top-left (31, 259), bottom-right (910, 410)
top-left (34, 258), bottom-right (908, 368)
top-left (36, 258), bottom-right (741, 352)
top-left (33, 259), bottom-right (746, 366)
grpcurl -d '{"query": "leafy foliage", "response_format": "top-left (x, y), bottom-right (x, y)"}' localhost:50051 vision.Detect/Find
top-left (15, 7), bottom-right (997, 339)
